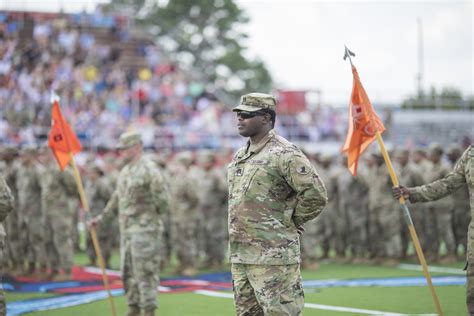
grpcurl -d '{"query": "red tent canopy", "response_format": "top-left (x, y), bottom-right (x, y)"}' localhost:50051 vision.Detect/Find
top-left (276, 90), bottom-right (307, 114)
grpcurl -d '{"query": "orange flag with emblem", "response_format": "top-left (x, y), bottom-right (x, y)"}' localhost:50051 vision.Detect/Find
top-left (341, 65), bottom-right (385, 176)
top-left (48, 100), bottom-right (82, 171)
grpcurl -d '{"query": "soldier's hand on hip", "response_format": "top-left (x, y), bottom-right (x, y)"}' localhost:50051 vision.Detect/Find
top-left (296, 226), bottom-right (305, 236)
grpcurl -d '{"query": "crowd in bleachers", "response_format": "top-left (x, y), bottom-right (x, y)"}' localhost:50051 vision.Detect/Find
top-left (0, 10), bottom-right (352, 150)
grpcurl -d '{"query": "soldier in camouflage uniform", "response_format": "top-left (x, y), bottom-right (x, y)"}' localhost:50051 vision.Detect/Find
top-left (299, 155), bottom-right (323, 269)
top-left (149, 153), bottom-right (173, 269)
top-left (85, 164), bottom-right (114, 268)
top-left (394, 149), bottom-right (426, 259)
top-left (0, 174), bottom-right (14, 316)
top-left (40, 152), bottom-right (79, 280)
top-left (337, 156), bottom-right (369, 262)
top-left (169, 151), bottom-right (200, 276)
top-left (16, 146), bottom-right (45, 276)
top-left (393, 145), bottom-right (473, 314)
top-left (228, 93), bottom-right (327, 315)
top-left (447, 144), bottom-right (470, 259)
top-left (363, 153), bottom-right (402, 264)
top-left (412, 148), bottom-right (431, 175)
top-left (1, 146), bottom-right (21, 274)
top-left (196, 151), bottom-right (228, 269)
top-left (89, 132), bottom-right (170, 316)
top-left (424, 143), bottom-right (456, 262)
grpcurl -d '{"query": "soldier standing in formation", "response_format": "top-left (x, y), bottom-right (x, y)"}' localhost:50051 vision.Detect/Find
top-left (196, 151), bottom-right (228, 269)
top-left (447, 144), bottom-right (470, 259)
top-left (1, 147), bottom-right (21, 274)
top-left (364, 153), bottom-right (402, 264)
top-left (85, 163), bottom-right (113, 268)
top-left (393, 145), bottom-right (473, 314)
top-left (16, 146), bottom-right (44, 276)
top-left (89, 131), bottom-right (170, 316)
top-left (169, 151), bottom-right (200, 276)
top-left (41, 150), bottom-right (78, 280)
top-left (424, 144), bottom-right (456, 262)
top-left (228, 93), bottom-right (327, 315)
top-left (0, 175), bottom-right (14, 316)
top-left (394, 149), bottom-right (426, 259)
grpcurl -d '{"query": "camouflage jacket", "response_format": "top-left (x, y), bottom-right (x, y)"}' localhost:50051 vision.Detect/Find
top-left (99, 155), bottom-right (170, 234)
top-left (85, 176), bottom-right (113, 217)
top-left (40, 164), bottom-right (78, 216)
top-left (0, 175), bottom-right (14, 241)
top-left (410, 146), bottom-right (473, 261)
top-left (410, 145), bottom-right (472, 205)
top-left (227, 130), bottom-right (327, 265)
top-left (16, 162), bottom-right (42, 217)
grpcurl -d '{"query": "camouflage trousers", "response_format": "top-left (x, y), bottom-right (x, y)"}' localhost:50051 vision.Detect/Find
top-left (5, 212), bottom-right (22, 266)
top-left (368, 206), bottom-right (402, 259)
top-left (21, 218), bottom-right (46, 265)
top-left (347, 211), bottom-right (368, 258)
top-left (86, 227), bottom-right (114, 267)
top-left (174, 222), bottom-right (197, 268)
top-left (202, 213), bottom-right (227, 265)
top-left (121, 231), bottom-right (161, 310)
top-left (453, 205), bottom-right (469, 254)
top-left (300, 219), bottom-right (319, 262)
top-left (426, 207), bottom-right (456, 257)
top-left (231, 263), bottom-right (304, 316)
top-left (0, 244), bottom-right (5, 316)
top-left (467, 262), bottom-right (474, 315)
top-left (43, 213), bottom-right (74, 271)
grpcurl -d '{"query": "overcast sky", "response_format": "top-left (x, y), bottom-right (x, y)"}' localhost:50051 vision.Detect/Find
top-left (1, 0), bottom-right (472, 105)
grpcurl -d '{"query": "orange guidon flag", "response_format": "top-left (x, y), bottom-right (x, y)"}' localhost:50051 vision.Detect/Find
top-left (48, 100), bottom-right (82, 171)
top-left (341, 65), bottom-right (385, 176)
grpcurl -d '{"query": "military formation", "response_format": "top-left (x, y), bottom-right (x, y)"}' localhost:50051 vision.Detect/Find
top-left (0, 92), bottom-right (471, 315)
top-left (0, 141), bottom-right (230, 281)
top-left (299, 143), bottom-right (471, 267)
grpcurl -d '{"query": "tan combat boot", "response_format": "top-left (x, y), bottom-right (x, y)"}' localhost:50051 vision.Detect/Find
top-left (52, 269), bottom-right (72, 282)
top-left (126, 305), bottom-right (141, 316)
top-left (143, 308), bottom-right (156, 316)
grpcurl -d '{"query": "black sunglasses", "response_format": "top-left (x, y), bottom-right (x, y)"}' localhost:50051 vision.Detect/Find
top-left (236, 111), bottom-right (266, 120)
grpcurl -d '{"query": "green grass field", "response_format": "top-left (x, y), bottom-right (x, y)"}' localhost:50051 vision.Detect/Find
top-left (6, 251), bottom-right (466, 316)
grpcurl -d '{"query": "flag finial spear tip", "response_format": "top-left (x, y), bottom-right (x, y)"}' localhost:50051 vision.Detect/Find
top-left (50, 91), bottom-right (60, 104)
top-left (343, 45), bottom-right (355, 60)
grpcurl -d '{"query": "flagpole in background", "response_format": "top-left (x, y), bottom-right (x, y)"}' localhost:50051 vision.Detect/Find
top-left (342, 47), bottom-right (444, 316)
top-left (48, 97), bottom-right (117, 316)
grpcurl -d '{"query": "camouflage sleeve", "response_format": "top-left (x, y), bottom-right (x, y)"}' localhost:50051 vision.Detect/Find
top-left (62, 168), bottom-right (78, 196)
top-left (99, 178), bottom-right (113, 201)
top-left (410, 147), bottom-right (468, 203)
top-left (98, 189), bottom-right (119, 224)
top-left (279, 151), bottom-right (328, 228)
top-left (0, 176), bottom-right (14, 222)
top-left (151, 169), bottom-right (170, 215)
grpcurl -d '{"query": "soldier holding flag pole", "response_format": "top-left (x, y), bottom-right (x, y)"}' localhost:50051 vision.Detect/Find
top-left (342, 46), bottom-right (444, 316)
top-left (47, 96), bottom-right (117, 316)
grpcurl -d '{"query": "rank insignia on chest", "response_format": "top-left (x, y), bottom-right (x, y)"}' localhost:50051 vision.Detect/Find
top-left (235, 168), bottom-right (243, 176)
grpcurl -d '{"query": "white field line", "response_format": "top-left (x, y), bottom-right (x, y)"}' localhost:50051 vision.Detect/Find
top-left (398, 264), bottom-right (465, 275)
top-left (194, 290), bottom-right (437, 316)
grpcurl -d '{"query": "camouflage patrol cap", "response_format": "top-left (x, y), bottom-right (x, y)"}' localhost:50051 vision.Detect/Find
top-left (117, 131), bottom-right (142, 149)
top-left (319, 153), bottom-right (333, 164)
top-left (175, 151), bottom-right (193, 166)
top-left (447, 143), bottom-right (462, 155)
top-left (232, 93), bottom-right (277, 112)
top-left (1, 145), bottom-right (19, 156)
top-left (198, 150), bottom-right (215, 164)
top-left (21, 144), bottom-right (38, 155)
top-left (428, 143), bottom-right (443, 156)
